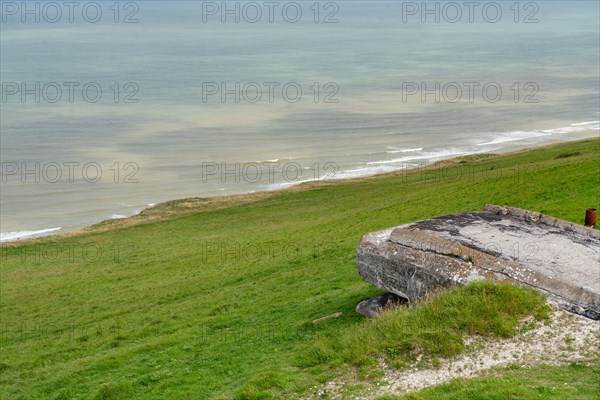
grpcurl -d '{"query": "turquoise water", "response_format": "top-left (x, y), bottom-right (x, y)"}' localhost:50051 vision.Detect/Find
top-left (1, 1), bottom-right (599, 240)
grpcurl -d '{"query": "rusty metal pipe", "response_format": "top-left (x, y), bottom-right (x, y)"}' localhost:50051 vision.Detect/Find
top-left (585, 208), bottom-right (597, 228)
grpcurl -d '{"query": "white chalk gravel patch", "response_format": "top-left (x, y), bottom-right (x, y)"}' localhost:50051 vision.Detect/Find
top-left (305, 302), bottom-right (600, 400)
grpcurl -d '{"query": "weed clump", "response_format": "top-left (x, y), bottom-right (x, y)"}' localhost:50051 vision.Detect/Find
top-left (300, 282), bottom-right (549, 370)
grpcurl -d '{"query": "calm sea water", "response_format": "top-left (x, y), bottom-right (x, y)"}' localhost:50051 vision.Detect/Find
top-left (1, 1), bottom-right (599, 240)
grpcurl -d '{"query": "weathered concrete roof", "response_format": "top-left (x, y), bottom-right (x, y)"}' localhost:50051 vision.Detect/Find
top-left (357, 205), bottom-right (600, 319)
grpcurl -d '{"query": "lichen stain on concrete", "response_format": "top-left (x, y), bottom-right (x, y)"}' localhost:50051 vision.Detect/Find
top-left (357, 205), bottom-right (600, 319)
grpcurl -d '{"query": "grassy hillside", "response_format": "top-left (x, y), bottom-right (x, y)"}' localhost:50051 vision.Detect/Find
top-left (1, 139), bottom-right (598, 399)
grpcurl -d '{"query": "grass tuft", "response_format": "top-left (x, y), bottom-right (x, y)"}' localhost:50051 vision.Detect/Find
top-left (554, 151), bottom-right (582, 159)
top-left (300, 282), bottom-right (549, 370)
top-left (91, 382), bottom-right (130, 400)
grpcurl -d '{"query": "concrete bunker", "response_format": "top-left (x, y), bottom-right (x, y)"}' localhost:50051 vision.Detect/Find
top-left (356, 205), bottom-right (600, 319)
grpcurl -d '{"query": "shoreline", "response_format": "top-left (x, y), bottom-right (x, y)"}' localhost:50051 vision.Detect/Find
top-left (2, 137), bottom-right (598, 246)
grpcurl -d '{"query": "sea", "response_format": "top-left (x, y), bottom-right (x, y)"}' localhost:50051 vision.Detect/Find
top-left (1, 0), bottom-right (599, 241)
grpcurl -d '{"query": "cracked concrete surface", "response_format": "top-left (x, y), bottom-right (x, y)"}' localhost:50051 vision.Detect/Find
top-left (357, 205), bottom-right (600, 319)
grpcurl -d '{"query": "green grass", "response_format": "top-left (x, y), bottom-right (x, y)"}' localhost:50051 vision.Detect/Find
top-left (299, 282), bottom-right (549, 372)
top-left (376, 363), bottom-right (600, 400)
top-left (1, 139), bottom-right (599, 399)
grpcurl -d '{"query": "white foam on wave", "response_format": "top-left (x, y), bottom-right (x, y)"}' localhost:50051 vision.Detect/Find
top-left (477, 130), bottom-right (552, 146)
top-left (265, 178), bottom-right (314, 191)
top-left (571, 121), bottom-right (599, 126)
top-left (478, 121), bottom-right (599, 146)
top-left (255, 159), bottom-right (280, 163)
top-left (368, 148), bottom-right (468, 165)
top-left (0, 227), bottom-right (62, 242)
top-left (111, 214), bottom-right (127, 219)
top-left (265, 161), bottom-right (430, 191)
top-left (327, 165), bottom-right (402, 179)
top-left (386, 147), bottom-right (423, 154)
top-left (542, 123), bottom-right (599, 134)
